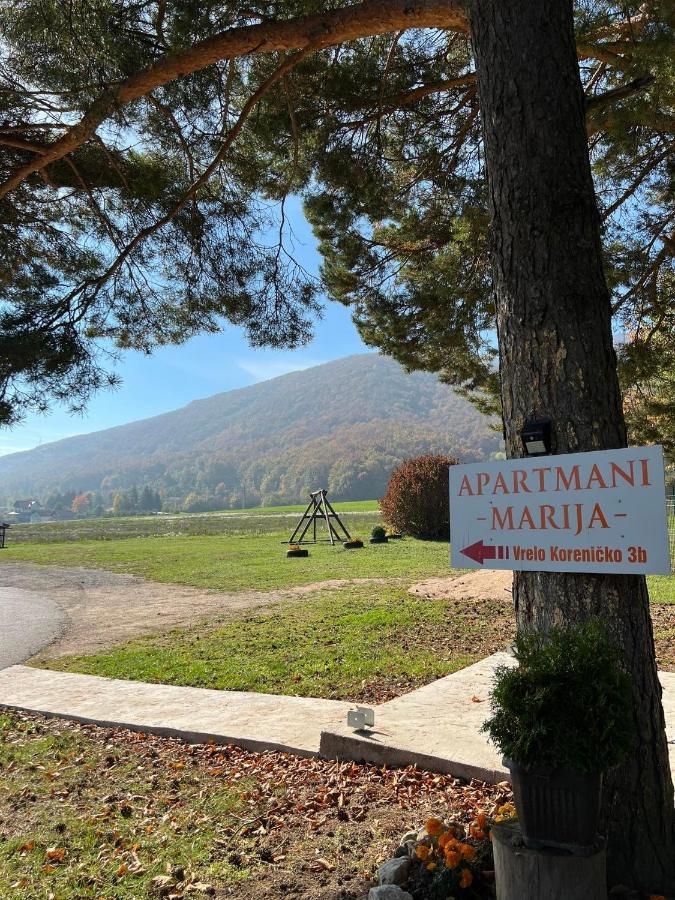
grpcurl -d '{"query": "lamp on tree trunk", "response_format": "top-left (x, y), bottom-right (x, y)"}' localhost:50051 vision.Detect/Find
top-left (520, 417), bottom-right (554, 456)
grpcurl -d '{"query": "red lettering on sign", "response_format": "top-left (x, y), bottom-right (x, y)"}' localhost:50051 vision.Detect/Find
top-left (586, 464), bottom-right (608, 490)
top-left (588, 502), bottom-right (609, 530)
top-left (493, 472), bottom-right (509, 494)
top-left (610, 460), bottom-right (635, 488)
top-left (458, 475), bottom-right (474, 496)
top-left (555, 465), bottom-right (581, 491)
top-left (639, 459), bottom-right (651, 487)
top-left (513, 470), bottom-right (531, 493)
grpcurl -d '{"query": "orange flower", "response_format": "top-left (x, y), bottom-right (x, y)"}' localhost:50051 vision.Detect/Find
top-left (444, 849), bottom-right (462, 869)
top-left (426, 862), bottom-right (437, 872)
top-left (438, 832), bottom-right (458, 851)
top-left (459, 843), bottom-right (476, 861)
top-left (425, 817), bottom-right (445, 837)
top-left (469, 823), bottom-right (487, 841)
top-left (649, 896), bottom-right (666, 900)
top-left (459, 868), bottom-right (473, 889)
top-left (476, 812), bottom-right (488, 829)
top-left (416, 844), bottom-right (432, 862)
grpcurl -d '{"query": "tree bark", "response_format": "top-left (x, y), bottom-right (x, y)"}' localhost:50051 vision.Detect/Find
top-left (467, 0), bottom-right (675, 893)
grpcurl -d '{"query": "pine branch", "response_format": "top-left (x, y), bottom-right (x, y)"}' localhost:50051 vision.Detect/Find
top-left (0, 0), bottom-right (468, 201)
top-left (55, 46), bottom-right (317, 314)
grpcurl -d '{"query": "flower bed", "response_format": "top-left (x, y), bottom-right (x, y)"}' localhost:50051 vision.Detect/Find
top-left (369, 804), bottom-right (516, 899)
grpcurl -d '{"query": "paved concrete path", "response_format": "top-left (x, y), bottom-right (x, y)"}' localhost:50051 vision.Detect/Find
top-left (0, 587), bottom-right (66, 669)
top-left (322, 656), bottom-right (675, 781)
top-left (0, 664), bottom-right (352, 757)
top-left (1, 656), bottom-right (673, 782)
top-left (321, 654), bottom-right (513, 782)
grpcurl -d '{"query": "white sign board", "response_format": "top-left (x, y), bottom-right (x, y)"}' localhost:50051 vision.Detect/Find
top-left (449, 445), bottom-right (671, 574)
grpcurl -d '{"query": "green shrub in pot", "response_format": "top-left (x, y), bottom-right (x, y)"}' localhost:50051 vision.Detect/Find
top-left (482, 619), bottom-right (633, 850)
top-left (370, 525), bottom-right (388, 543)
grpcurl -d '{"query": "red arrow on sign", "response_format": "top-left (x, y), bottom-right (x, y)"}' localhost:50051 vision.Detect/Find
top-left (460, 540), bottom-right (498, 565)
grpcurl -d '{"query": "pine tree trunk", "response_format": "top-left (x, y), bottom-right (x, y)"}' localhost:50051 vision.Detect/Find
top-left (466, 0), bottom-right (675, 892)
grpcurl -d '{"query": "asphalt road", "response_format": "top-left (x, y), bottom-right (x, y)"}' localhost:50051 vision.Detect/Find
top-left (0, 586), bottom-right (66, 669)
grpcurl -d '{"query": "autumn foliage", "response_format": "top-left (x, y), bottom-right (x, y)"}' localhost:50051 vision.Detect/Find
top-left (379, 454), bottom-right (458, 540)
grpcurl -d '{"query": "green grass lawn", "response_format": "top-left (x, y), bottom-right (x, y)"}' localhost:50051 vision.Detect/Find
top-left (4, 501), bottom-right (673, 695)
top-left (4, 525), bottom-right (672, 598)
top-left (0, 711), bottom-right (254, 899)
top-left (43, 584), bottom-right (513, 701)
top-left (35, 573), bottom-right (675, 698)
top-left (646, 575), bottom-right (675, 603)
top-left (3, 530), bottom-right (455, 592)
top-left (6, 501), bottom-right (380, 545)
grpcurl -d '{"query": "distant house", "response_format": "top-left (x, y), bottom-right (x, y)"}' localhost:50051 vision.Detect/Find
top-left (13, 499), bottom-right (40, 511)
top-left (11, 499), bottom-right (42, 523)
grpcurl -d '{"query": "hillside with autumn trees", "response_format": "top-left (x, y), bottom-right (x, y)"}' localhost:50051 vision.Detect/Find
top-left (0, 354), bottom-right (501, 512)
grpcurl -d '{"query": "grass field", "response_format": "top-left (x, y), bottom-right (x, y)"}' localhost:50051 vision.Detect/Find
top-left (44, 584), bottom-right (515, 700)
top-left (3, 531), bottom-right (454, 592)
top-left (2, 503), bottom-right (459, 592)
top-left (648, 575), bottom-right (675, 603)
top-left (5, 500), bottom-right (379, 545)
top-left (3, 502), bottom-right (673, 697)
top-left (0, 711), bottom-right (252, 899)
top-left (3, 500), bottom-right (668, 601)
top-left (4, 505), bottom-right (672, 598)
top-left (9, 506), bottom-right (668, 695)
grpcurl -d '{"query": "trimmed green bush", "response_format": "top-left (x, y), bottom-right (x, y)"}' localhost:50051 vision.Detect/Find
top-left (482, 620), bottom-right (634, 773)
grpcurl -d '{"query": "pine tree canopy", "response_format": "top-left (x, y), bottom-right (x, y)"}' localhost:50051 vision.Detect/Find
top-left (0, 0), bottom-right (672, 429)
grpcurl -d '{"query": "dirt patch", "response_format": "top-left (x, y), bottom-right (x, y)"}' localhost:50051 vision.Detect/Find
top-left (409, 569), bottom-right (513, 602)
top-left (408, 570), bottom-right (675, 673)
top-left (0, 563), bottom-right (388, 662)
top-left (358, 598), bottom-right (516, 705)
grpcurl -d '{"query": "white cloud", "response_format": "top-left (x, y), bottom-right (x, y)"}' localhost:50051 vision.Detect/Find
top-left (237, 356), bottom-right (323, 382)
top-left (0, 442), bottom-right (31, 457)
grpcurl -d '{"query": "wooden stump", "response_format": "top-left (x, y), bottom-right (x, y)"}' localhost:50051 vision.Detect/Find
top-left (492, 821), bottom-right (607, 900)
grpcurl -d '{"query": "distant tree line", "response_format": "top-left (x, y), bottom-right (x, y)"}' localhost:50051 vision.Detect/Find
top-left (4, 485), bottom-right (165, 519)
top-left (111, 486), bottom-right (163, 516)
top-left (1, 424), bottom-right (503, 517)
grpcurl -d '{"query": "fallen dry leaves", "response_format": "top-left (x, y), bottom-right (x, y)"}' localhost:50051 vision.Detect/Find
top-left (1, 708), bottom-right (512, 899)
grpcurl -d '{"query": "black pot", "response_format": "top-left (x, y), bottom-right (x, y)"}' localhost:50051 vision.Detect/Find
top-left (343, 540), bottom-right (364, 549)
top-left (286, 548), bottom-right (309, 558)
top-left (504, 757), bottom-right (602, 852)
top-left (369, 536), bottom-right (388, 544)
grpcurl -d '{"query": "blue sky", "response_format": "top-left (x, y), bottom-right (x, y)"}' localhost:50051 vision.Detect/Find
top-left (0, 199), bottom-right (369, 457)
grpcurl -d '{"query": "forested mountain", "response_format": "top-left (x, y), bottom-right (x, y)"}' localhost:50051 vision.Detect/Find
top-left (0, 354), bottom-right (501, 510)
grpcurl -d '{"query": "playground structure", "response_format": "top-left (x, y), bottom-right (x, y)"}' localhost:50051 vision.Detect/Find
top-left (285, 489), bottom-right (352, 546)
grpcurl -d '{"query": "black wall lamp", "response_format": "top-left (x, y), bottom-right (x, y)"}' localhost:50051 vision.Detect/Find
top-left (520, 416), bottom-right (555, 456)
